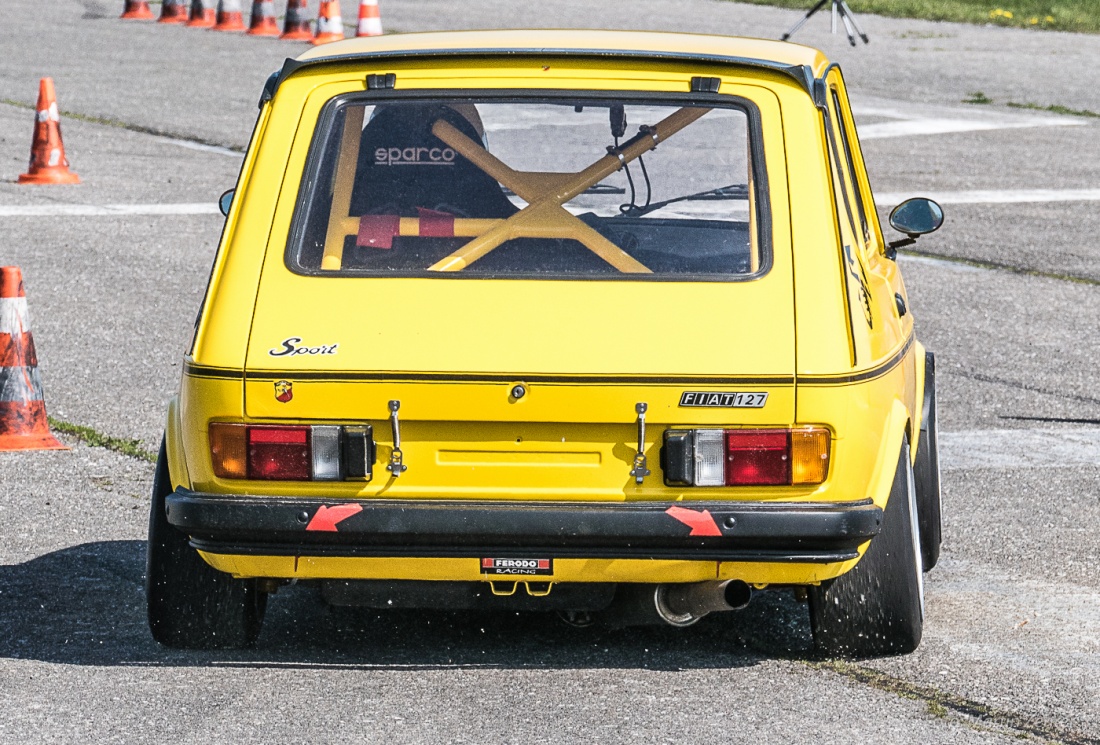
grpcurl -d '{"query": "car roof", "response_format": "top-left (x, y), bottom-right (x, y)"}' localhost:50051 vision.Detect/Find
top-left (291, 29), bottom-right (832, 83)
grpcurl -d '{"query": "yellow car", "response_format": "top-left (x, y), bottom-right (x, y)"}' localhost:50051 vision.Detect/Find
top-left (147, 30), bottom-right (944, 657)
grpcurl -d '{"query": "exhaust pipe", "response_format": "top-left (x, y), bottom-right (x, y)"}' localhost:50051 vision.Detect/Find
top-left (655, 580), bottom-right (754, 627)
top-left (606, 580), bottom-right (754, 628)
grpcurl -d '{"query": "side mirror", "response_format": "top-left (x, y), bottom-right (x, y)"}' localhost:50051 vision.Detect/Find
top-left (218, 189), bottom-right (235, 217)
top-left (885, 197), bottom-right (943, 258)
top-left (889, 197), bottom-right (944, 237)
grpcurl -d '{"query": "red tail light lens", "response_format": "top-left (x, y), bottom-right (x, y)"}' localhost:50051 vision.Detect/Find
top-left (247, 426), bottom-right (311, 480)
top-left (663, 427), bottom-right (830, 487)
top-left (725, 430), bottom-right (790, 485)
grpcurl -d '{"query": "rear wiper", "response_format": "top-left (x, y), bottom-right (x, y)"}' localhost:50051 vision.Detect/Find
top-left (616, 183), bottom-right (748, 217)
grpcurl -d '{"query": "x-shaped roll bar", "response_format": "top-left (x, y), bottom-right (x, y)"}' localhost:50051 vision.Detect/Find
top-left (321, 105), bottom-right (711, 273)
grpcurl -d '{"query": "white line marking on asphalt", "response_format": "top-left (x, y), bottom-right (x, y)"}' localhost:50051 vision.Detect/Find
top-left (858, 117), bottom-right (1085, 139)
top-left (876, 188), bottom-right (1100, 206)
top-left (940, 428), bottom-right (1100, 471)
top-left (152, 136), bottom-right (242, 158)
top-left (0, 204), bottom-right (220, 217)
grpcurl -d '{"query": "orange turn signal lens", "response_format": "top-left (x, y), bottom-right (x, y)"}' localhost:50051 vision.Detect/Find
top-left (790, 427), bottom-right (830, 485)
top-left (209, 423), bottom-right (247, 479)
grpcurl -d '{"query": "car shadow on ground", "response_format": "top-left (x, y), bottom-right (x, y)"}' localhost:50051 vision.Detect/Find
top-left (0, 541), bottom-right (815, 669)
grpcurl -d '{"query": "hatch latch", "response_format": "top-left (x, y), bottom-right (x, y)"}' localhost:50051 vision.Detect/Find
top-left (630, 402), bottom-right (651, 485)
top-left (387, 399), bottom-right (407, 476)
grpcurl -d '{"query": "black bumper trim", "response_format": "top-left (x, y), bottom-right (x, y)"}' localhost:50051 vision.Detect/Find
top-left (167, 489), bottom-right (882, 564)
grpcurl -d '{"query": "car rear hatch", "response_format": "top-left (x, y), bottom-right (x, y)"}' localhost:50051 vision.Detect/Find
top-left (243, 273), bottom-right (794, 501)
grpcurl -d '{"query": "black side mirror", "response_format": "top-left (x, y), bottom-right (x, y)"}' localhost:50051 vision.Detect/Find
top-left (889, 197), bottom-right (944, 237)
top-left (885, 197), bottom-right (944, 256)
top-left (219, 189), bottom-right (235, 217)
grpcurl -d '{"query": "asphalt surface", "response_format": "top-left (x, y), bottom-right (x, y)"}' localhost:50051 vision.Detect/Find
top-left (2, 1), bottom-right (1099, 743)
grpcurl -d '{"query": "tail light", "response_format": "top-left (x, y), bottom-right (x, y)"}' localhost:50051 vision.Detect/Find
top-left (662, 427), bottom-right (830, 487)
top-left (209, 423), bottom-right (375, 481)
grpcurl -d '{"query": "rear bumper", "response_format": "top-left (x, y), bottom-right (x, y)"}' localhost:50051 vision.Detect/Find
top-left (167, 488), bottom-right (882, 564)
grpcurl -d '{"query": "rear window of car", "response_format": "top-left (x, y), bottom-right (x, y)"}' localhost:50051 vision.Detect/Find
top-left (286, 94), bottom-right (770, 280)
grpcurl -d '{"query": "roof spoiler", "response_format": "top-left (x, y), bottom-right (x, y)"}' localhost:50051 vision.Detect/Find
top-left (259, 51), bottom-right (818, 109)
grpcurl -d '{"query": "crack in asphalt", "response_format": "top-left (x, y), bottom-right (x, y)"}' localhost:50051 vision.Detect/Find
top-left (813, 660), bottom-right (1100, 745)
top-left (900, 247), bottom-right (1100, 286)
top-left (0, 98), bottom-right (245, 154)
top-left (944, 369), bottom-right (1100, 407)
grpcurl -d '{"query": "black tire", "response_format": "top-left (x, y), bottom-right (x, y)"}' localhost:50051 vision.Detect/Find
top-left (914, 351), bottom-right (943, 572)
top-left (146, 439), bottom-right (266, 649)
top-left (809, 438), bottom-right (924, 658)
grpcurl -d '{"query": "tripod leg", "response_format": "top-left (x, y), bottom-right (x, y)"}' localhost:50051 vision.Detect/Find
top-left (840, 10), bottom-right (857, 46)
top-left (839, 0), bottom-right (870, 43)
top-left (780, 0), bottom-right (829, 41)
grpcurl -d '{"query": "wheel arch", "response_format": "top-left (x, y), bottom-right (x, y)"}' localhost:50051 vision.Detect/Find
top-left (164, 396), bottom-right (191, 492)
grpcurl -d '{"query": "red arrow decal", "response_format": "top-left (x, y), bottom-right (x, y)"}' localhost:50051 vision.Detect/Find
top-left (306, 503), bottom-right (363, 532)
top-left (665, 506), bottom-right (722, 536)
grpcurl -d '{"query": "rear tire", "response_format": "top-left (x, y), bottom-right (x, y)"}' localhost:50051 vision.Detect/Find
top-left (914, 351), bottom-right (943, 572)
top-left (146, 439), bottom-right (266, 649)
top-left (809, 438), bottom-right (924, 658)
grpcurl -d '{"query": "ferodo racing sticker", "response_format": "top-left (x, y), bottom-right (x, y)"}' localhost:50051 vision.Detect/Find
top-left (480, 558), bottom-right (553, 576)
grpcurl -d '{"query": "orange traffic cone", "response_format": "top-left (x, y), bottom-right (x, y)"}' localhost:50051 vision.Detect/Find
top-left (18, 79), bottom-right (80, 186)
top-left (213, 0), bottom-right (246, 30)
top-left (0, 268), bottom-right (66, 452)
top-left (356, 0), bottom-right (383, 37)
top-left (312, 0), bottom-right (345, 44)
top-left (247, 0), bottom-right (279, 36)
top-left (158, 0), bottom-right (190, 23)
top-left (121, 0), bottom-right (155, 20)
top-left (281, 0), bottom-right (313, 40)
top-left (186, 0), bottom-right (216, 27)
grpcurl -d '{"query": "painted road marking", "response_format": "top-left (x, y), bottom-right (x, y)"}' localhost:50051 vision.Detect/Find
top-left (856, 116), bottom-right (1085, 140)
top-left (153, 135), bottom-right (241, 158)
top-left (876, 188), bottom-right (1100, 206)
top-left (0, 203), bottom-right (220, 217)
top-left (851, 100), bottom-right (1086, 140)
top-left (940, 428), bottom-right (1100, 471)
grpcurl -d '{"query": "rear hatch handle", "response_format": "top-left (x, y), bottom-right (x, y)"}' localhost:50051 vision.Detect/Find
top-left (630, 402), bottom-right (651, 485)
top-left (387, 400), bottom-right (408, 476)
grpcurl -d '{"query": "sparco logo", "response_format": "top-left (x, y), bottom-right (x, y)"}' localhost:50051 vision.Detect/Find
top-left (480, 557), bottom-right (553, 576)
top-left (374, 146), bottom-right (457, 166)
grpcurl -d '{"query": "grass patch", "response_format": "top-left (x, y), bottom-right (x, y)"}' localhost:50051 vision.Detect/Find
top-left (1006, 101), bottom-right (1100, 118)
top-left (729, 0), bottom-right (1100, 34)
top-left (48, 417), bottom-right (157, 463)
top-left (963, 91), bottom-right (994, 104)
top-left (961, 92), bottom-right (1099, 117)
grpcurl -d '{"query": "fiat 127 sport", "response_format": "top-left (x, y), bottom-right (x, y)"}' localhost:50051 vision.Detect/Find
top-left (147, 30), bottom-right (945, 657)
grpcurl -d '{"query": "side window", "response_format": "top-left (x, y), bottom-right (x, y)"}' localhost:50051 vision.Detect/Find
top-left (830, 90), bottom-right (870, 245)
top-left (824, 107), bottom-right (873, 366)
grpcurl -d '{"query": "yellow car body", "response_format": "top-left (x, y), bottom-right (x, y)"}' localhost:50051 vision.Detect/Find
top-left (150, 30), bottom-right (941, 654)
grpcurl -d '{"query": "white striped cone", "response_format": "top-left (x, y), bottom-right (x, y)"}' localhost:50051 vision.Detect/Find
top-left (281, 0), bottom-right (313, 40)
top-left (357, 0), bottom-right (383, 37)
top-left (213, 0), bottom-right (246, 30)
top-left (312, 0), bottom-right (345, 44)
top-left (186, 0), bottom-right (217, 26)
top-left (0, 267), bottom-right (64, 451)
top-left (247, 0), bottom-right (279, 35)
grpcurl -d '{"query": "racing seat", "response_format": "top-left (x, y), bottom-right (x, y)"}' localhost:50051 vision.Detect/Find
top-left (350, 104), bottom-right (517, 219)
